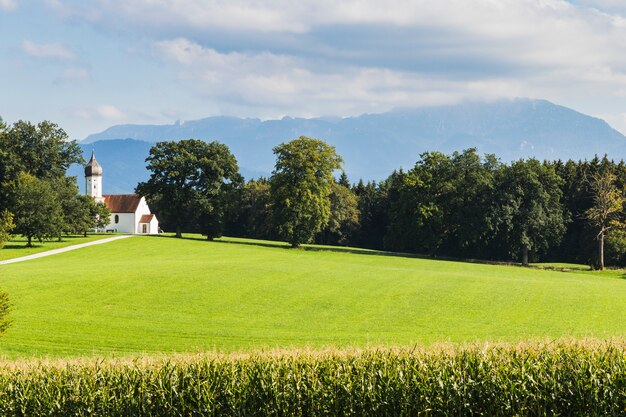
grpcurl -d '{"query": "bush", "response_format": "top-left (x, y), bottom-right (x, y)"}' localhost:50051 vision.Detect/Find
top-left (0, 340), bottom-right (622, 416)
top-left (0, 210), bottom-right (14, 249)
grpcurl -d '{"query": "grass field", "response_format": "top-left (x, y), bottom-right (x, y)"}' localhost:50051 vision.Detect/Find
top-left (0, 235), bottom-right (624, 358)
top-left (0, 234), bottom-right (116, 261)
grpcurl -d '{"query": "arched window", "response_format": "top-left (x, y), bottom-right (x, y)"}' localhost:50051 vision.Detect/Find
top-left (114, 215), bottom-right (119, 224)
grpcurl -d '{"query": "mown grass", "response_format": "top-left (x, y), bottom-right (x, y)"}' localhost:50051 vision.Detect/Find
top-left (0, 235), bottom-right (624, 358)
top-left (0, 340), bottom-right (622, 416)
top-left (0, 234), bottom-right (116, 261)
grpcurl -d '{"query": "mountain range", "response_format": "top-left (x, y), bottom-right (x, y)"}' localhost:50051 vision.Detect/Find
top-left (68, 98), bottom-right (626, 194)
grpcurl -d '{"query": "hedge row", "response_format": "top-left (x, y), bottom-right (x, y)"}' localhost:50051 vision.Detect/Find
top-left (0, 340), bottom-right (623, 416)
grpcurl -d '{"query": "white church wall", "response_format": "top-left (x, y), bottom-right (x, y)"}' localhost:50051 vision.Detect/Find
top-left (148, 216), bottom-right (159, 234)
top-left (105, 213), bottom-right (135, 233)
top-left (135, 197), bottom-right (150, 215)
top-left (134, 197), bottom-right (157, 234)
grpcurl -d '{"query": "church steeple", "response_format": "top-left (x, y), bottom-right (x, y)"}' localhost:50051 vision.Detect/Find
top-left (85, 147), bottom-right (104, 203)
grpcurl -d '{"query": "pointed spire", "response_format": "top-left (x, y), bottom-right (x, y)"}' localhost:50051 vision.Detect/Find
top-left (85, 147), bottom-right (103, 177)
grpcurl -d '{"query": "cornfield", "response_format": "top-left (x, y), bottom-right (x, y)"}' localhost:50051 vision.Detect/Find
top-left (0, 340), bottom-right (623, 416)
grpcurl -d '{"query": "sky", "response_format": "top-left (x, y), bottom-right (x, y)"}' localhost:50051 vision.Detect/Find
top-left (2, 0), bottom-right (626, 140)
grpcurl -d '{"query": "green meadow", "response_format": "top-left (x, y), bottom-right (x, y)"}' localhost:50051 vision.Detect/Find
top-left (0, 235), bottom-right (624, 358)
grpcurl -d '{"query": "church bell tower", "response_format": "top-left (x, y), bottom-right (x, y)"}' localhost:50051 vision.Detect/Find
top-left (84, 149), bottom-right (104, 203)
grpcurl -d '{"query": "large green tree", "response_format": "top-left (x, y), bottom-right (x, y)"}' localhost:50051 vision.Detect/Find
top-left (68, 194), bottom-right (111, 236)
top-left (0, 121), bottom-right (82, 180)
top-left (137, 139), bottom-right (242, 239)
top-left (270, 136), bottom-right (343, 247)
top-left (0, 120), bottom-right (83, 213)
top-left (9, 173), bottom-right (65, 246)
top-left (493, 159), bottom-right (567, 266)
top-left (385, 149), bottom-right (497, 256)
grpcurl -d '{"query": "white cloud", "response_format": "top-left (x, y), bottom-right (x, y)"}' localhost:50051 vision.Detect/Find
top-left (156, 38), bottom-right (525, 117)
top-left (44, 0), bottom-right (623, 34)
top-left (0, 0), bottom-right (16, 11)
top-left (40, 1), bottom-right (626, 133)
top-left (49, 1), bottom-right (626, 78)
top-left (73, 104), bottom-right (126, 121)
top-left (22, 40), bottom-right (76, 61)
top-left (97, 104), bottom-right (125, 119)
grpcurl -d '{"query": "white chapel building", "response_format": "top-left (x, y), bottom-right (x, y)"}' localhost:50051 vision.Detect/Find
top-left (85, 150), bottom-right (159, 234)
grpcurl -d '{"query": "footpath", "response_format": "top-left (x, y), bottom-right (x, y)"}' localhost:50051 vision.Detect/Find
top-left (0, 235), bottom-right (133, 265)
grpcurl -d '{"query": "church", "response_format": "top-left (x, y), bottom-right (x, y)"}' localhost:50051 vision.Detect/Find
top-left (85, 151), bottom-right (160, 234)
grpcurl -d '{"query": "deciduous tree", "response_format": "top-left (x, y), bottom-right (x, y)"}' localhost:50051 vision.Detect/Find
top-left (493, 159), bottom-right (567, 266)
top-left (137, 140), bottom-right (242, 239)
top-left (9, 173), bottom-right (64, 246)
top-left (385, 149), bottom-right (497, 257)
top-left (0, 120), bottom-right (83, 216)
top-left (91, 199), bottom-right (111, 233)
top-left (585, 171), bottom-right (625, 270)
top-left (270, 136), bottom-right (343, 247)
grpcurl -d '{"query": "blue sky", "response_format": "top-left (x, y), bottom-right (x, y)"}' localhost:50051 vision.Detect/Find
top-left (2, 0), bottom-right (626, 140)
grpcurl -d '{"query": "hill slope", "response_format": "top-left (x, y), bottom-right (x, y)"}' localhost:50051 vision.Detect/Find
top-left (78, 99), bottom-right (626, 193)
top-left (0, 235), bottom-right (624, 358)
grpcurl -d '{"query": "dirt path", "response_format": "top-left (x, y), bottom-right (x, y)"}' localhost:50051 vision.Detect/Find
top-left (0, 235), bottom-right (133, 265)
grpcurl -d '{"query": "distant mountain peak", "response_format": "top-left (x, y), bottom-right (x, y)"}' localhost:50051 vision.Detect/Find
top-left (79, 99), bottom-right (626, 193)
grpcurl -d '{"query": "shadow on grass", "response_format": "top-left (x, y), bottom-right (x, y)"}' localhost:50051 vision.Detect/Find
top-left (146, 233), bottom-right (525, 267)
top-left (2, 234), bottom-right (103, 250)
top-left (148, 233), bottom-right (292, 251)
top-left (1, 244), bottom-right (41, 250)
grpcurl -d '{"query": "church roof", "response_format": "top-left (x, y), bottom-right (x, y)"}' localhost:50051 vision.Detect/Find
top-left (139, 214), bottom-right (155, 223)
top-left (84, 150), bottom-right (103, 177)
top-left (103, 194), bottom-right (142, 213)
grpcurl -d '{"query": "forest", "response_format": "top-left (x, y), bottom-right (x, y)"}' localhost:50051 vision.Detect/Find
top-left (225, 149), bottom-right (626, 269)
top-left (136, 137), bottom-right (626, 269)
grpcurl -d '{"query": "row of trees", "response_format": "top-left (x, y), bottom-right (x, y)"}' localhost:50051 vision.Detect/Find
top-left (0, 119), bottom-right (109, 247)
top-left (1, 116), bottom-right (623, 269)
top-left (139, 138), bottom-right (626, 269)
top-left (136, 137), bottom-right (343, 248)
top-left (355, 152), bottom-right (626, 269)
top-left (358, 152), bottom-right (626, 269)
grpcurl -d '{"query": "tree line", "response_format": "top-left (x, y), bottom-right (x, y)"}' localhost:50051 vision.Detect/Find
top-left (0, 119), bottom-right (110, 247)
top-left (137, 137), bottom-right (626, 269)
top-left (2, 117), bottom-right (625, 269)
